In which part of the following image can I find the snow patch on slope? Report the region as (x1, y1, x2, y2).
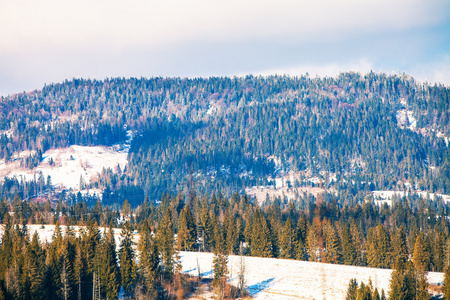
(372, 190, 450, 206)
(396, 109, 417, 129)
(0, 145, 128, 191)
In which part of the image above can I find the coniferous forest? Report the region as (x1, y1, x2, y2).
(0, 73, 449, 203)
(0, 190, 450, 299)
(0, 73, 450, 298)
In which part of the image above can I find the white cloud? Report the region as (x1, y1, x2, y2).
(1, 0, 448, 54)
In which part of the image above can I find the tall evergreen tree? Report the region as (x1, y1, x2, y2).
(100, 224, 120, 300)
(177, 206, 196, 251)
(444, 265, 450, 300)
(323, 220, 341, 264)
(157, 208, 175, 280)
(280, 217, 296, 259)
(119, 222, 136, 299)
(136, 220, 160, 299)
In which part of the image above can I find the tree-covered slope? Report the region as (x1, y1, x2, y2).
(1, 73, 449, 203)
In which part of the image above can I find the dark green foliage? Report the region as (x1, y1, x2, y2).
(136, 220, 160, 299)
(2, 74, 450, 203)
(388, 260, 416, 300)
(119, 222, 135, 299)
(346, 279, 384, 300)
(280, 217, 296, 259)
(346, 278, 358, 300)
(100, 225, 120, 300)
(157, 208, 175, 279)
(250, 209, 272, 257)
(177, 206, 197, 251)
(444, 265, 450, 299)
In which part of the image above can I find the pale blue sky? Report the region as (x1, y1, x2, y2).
(1, 0, 449, 96)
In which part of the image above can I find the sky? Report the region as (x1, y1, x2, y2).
(1, 0, 449, 96)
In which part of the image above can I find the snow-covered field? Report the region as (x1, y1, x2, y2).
(0, 145, 128, 191)
(180, 252, 443, 300)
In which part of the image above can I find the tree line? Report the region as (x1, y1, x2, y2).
(2, 190, 450, 298)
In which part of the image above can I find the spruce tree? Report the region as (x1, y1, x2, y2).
(137, 220, 160, 299)
(376, 224, 391, 268)
(119, 222, 136, 299)
(443, 265, 450, 299)
(391, 225, 408, 268)
(345, 278, 358, 300)
(100, 224, 120, 300)
(323, 220, 341, 264)
(413, 233, 430, 300)
(177, 206, 196, 251)
(157, 208, 175, 280)
(212, 228, 228, 300)
(27, 232, 46, 300)
(306, 222, 319, 261)
(251, 209, 272, 258)
(280, 217, 296, 259)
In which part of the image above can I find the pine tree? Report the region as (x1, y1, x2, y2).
(443, 265, 450, 299)
(413, 233, 430, 274)
(280, 217, 296, 259)
(366, 227, 379, 268)
(198, 205, 213, 251)
(27, 232, 46, 300)
(100, 224, 120, 300)
(323, 220, 341, 264)
(137, 220, 160, 299)
(376, 224, 391, 268)
(306, 222, 319, 261)
(350, 221, 364, 266)
(391, 225, 408, 268)
(73, 244, 86, 300)
(177, 206, 196, 251)
(119, 221, 136, 299)
(212, 230, 228, 300)
(59, 239, 75, 300)
(388, 259, 416, 300)
(251, 209, 272, 258)
(158, 208, 175, 280)
(225, 213, 239, 255)
(345, 278, 358, 300)
(413, 233, 430, 300)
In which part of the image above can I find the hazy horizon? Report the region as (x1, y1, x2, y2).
(1, 0, 449, 96)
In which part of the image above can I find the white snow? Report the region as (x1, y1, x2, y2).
(0, 145, 128, 191)
(372, 190, 450, 206)
(396, 109, 417, 129)
(437, 131, 450, 146)
(180, 251, 443, 300)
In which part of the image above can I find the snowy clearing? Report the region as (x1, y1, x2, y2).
(180, 251, 443, 300)
(396, 109, 417, 130)
(372, 190, 450, 206)
(0, 145, 128, 191)
(246, 185, 327, 205)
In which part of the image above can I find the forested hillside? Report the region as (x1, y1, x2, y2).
(1, 73, 449, 204)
